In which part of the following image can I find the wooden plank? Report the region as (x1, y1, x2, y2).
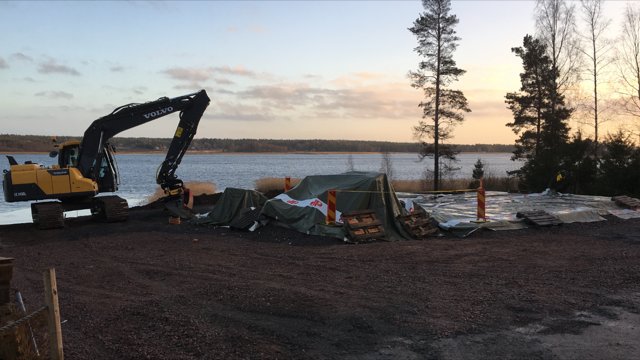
(612, 195, 640, 209)
(43, 268, 64, 360)
(516, 211, 562, 227)
(398, 211, 438, 239)
(347, 220, 382, 230)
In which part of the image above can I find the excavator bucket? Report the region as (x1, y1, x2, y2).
(163, 194, 195, 219)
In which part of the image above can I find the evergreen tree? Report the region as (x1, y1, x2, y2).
(409, 0, 470, 191)
(472, 158, 484, 180)
(506, 35, 572, 191)
(561, 131, 597, 194)
(599, 130, 640, 196)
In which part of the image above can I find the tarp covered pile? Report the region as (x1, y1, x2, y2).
(195, 172, 413, 241)
(261, 172, 411, 240)
(195, 187, 267, 230)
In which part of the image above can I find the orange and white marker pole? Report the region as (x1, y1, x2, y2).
(477, 178, 486, 221)
(284, 177, 292, 192)
(326, 189, 337, 224)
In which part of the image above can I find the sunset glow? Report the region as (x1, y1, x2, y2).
(0, 1, 636, 144)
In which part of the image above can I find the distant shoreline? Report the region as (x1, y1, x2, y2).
(0, 135, 515, 154)
(0, 150, 513, 156)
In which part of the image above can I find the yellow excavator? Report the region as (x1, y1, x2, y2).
(2, 90, 210, 229)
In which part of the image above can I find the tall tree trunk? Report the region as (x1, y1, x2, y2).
(592, 32, 599, 157)
(536, 64, 543, 156)
(434, 10, 442, 191)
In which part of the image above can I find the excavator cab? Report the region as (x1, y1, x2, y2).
(57, 141, 81, 168)
(54, 140, 119, 193)
(95, 143, 119, 193)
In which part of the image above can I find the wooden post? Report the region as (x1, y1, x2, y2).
(284, 177, 291, 192)
(0, 257, 14, 305)
(43, 268, 63, 360)
(476, 178, 486, 222)
(326, 190, 337, 224)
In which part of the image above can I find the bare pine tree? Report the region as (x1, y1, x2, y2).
(579, 0, 613, 156)
(616, 4, 640, 122)
(536, 0, 582, 95)
(409, 0, 470, 191)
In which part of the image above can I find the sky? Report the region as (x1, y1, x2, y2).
(0, 0, 634, 144)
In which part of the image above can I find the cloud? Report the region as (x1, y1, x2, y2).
(110, 65, 125, 72)
(249, 25, 266, 33)
(132, 86, 147, 95)
(204, 101, 277, 122)
(303, 74, 322, 80)
(233, 80, 420, 120)
(34, 91, 74, 99)
(227, 26, 239, 33)
(330, 72, 386, 87)
(22, 77, 36, 82)
(211, 65, 256, 78)
(172, 83, 214, 93)
(38, 60, 80, 76)
(163, 67, 212, 82)
(204, 112, 275, 122)
(214, 89, 236, 95)
(10, 52, 32, 62)
(214, 77, 234, 85)
(0, 57, 8, 69)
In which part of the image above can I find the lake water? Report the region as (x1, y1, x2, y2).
(0, 152, 521, 216)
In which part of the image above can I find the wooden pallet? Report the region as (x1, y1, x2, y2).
(516, 210, 563, 226)
(397, 211, 438, 239)
(342, 210, 386, 243)
(612, 195, 640, 210)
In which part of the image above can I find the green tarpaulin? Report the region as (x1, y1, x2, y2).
(196, 187, 267, 227)
(260, 172, 412, 241)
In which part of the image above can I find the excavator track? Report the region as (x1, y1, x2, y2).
(91, 196, 129, 222)
(31, 202, 64, 230)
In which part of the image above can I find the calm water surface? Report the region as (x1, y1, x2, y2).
(1, 152, 521, 213)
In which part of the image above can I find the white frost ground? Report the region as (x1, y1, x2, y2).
(0, 198, 145, 225)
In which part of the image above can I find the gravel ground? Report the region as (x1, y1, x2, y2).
(1, 198, 639, 359)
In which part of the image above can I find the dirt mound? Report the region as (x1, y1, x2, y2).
(136, 191, 222, 211)
(1, 205, 639, 359)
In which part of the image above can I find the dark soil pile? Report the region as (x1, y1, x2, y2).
(0, 197, 639, 359)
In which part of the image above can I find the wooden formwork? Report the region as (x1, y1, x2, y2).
(516, 210, 563, 227)
(342, 210, 386, 243)
(612, 195, 640, 210)
(397, 210, 438, 239)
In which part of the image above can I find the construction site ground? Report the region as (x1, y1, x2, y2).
(1, 196, 640, 359)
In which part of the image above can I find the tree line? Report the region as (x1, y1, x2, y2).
(0, 134, 514, 154)
(410, 0, 640, 196)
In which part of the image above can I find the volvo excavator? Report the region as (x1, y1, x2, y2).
(2, 90, 210, 229)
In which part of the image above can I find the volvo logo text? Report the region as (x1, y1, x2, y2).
(144, 106, 173, 119)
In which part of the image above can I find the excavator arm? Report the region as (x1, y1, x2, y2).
(77, 90, 210, 193)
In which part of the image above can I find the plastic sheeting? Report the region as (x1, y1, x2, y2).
(399, 191, 630, 235)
